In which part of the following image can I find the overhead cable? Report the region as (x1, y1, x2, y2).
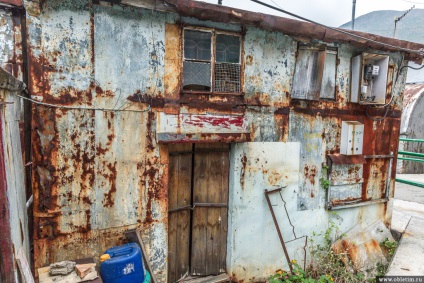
(250, 0, 424, 55)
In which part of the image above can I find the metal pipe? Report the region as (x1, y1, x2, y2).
(264, 189, 292, 272)
(396, 178, 424, 188)
(398, 150, 424, 158)
(351, 0, 356, 30)
(363, 155, 394, 159)
(329, 198, 388, 210)
(398, 157, 424, 163)
(400, 138, 424, 143)
(26, 194, 33, 209)
(385, 156, 393, 199)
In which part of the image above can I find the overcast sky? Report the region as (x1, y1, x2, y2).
(195, 0, 423, 27)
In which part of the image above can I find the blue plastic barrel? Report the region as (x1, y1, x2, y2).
(100, 243, 145, 283)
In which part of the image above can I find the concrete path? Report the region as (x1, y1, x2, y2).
(387, 175, 424, 276)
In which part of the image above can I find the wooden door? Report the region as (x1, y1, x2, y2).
(168, 143, 229, 282)
(191, 143, 229, 276)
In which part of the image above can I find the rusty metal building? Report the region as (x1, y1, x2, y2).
(398, 83, 424, 173)
(2, 0, 424, 282)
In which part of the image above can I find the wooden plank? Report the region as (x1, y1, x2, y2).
(206, 151, 222, 275)
(191, 144, 209, 275)
(176, 152, 192, 280)
(124, 230, 158, 283)
(292, 48, 326, 100)
(0, 108, 15, 283)
(168, 143, 193, 282)
(16, 248, 35, 283)
(168, 153, 179, 283)
(219, 149, 229, 273)
(320, 51, 337, 99)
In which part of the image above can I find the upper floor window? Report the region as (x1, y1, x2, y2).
(183, 28, 242, 94)
(291, 44, 337, 100)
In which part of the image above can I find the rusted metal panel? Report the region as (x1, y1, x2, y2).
(328, 154, 367, 165)
(164, 23, 181, 101)
(329, 164, 363, 206)
(0, 8, 23, 80)
(0, 11, 15, 64)
(243, 27, 295, 108)
(288, 111, 325, 210)
(157, 113, 249, 143)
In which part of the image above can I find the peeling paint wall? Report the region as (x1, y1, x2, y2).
(16, 0, 408, 282)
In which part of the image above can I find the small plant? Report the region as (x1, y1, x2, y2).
(320, 165, 330, 190)
(270, 214, 396, 283)
(381, 238, 398, 256)
(269, 260, 333, 283)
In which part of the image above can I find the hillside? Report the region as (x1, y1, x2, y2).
(340, 9, 424, 44)
(341, 9, 424, 82)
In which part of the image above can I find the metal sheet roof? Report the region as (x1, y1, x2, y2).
(162, 0, 424, 61)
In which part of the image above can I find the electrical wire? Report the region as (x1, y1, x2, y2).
(250, 0, 424, 55)
(365, 62, 424, 121)
(16, 92, 151, 113)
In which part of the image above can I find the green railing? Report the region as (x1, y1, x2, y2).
(396, 138, 424, 188)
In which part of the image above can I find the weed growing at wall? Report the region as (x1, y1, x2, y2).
(269, 216, 398, 283)
(319, 165, 330, 191)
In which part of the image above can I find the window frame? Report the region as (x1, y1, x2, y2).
(291, 43, 338, 101)
(181, 26, 244, 96)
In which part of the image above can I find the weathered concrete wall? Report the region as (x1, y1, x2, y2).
(0, 68, 29, 283)
(21, 1, 407, 282)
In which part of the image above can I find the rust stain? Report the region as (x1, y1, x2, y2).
(303, 164, 317, 186)
(103, 161, 117, 208)
(240, 154, 247, 189)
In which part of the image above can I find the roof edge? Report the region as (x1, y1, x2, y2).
(110, 0, 424, 61)
(0, 0, 23, 7)
(166, 0, 424, 61)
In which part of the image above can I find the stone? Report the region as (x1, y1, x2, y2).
(49, 261, 76, 276)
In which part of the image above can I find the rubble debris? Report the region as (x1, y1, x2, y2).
(49, 261, 76, 275)
(332, 220, 395, 272)
(75, 263, 96, 279)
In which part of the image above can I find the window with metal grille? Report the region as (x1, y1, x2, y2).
(183, 28, 242, 94)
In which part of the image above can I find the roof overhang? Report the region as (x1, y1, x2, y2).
(103, 0, 424, 62)
(0, 0, 23, 7)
